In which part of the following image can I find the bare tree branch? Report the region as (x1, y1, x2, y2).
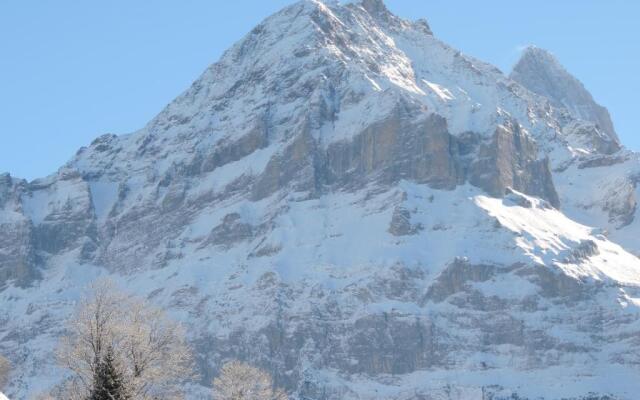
(213, 360, 287, 400)
(0, 354, 10, 390)
(56, 278, 195, 399)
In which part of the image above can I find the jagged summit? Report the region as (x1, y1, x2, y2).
(517, 45, 558, 64)
(350, 0, 391, 20)
(511, 45, 619, 144)
(342, 0, 432, 33)
(340, 0, 387, 13)
(360, 0, 387, 13)
(68, 0, 562, 210)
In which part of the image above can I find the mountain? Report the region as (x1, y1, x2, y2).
(511, 46, 620, 146)
(1, 1, 640, 398)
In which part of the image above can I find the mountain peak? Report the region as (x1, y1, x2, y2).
(511, 45, 619, 144)
(338, 0, 395, 23)
(359, 0, 388, 15)
(518, 45, 559, 63)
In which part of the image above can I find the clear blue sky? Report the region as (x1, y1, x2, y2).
(1, 1, 638, 180)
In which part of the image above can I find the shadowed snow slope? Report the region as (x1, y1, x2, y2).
(1, 1, 640, 399)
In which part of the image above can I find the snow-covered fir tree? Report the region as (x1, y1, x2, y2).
(90, 346, 129, 400)
(57, 279, 194, 400)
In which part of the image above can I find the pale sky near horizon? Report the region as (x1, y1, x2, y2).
(1, 1, 638, 180)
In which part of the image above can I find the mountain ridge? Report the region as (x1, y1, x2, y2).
(1, 1, 640, 399)
(511, 45, 620, 145)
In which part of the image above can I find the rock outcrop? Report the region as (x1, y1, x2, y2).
(511, 46, 619, 146)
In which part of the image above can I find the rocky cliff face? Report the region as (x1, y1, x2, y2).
(511, 46, 619, 147)
(0, 174, 37, 286)
(1, 1, 640, 399)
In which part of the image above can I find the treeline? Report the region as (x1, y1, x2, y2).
(1, 279, 287, 400)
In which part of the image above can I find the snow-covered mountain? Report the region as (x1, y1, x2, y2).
(1, 1, 640, 398)
(511, 46, 620, 146)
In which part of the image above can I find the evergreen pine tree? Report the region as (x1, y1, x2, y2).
(90, 346, 129, 400)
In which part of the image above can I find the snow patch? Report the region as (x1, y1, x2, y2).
(422, 79, 455, 101)
(89, 181, 119, 221)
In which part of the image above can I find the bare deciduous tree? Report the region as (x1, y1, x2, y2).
(212, 360, 287, 400)
(0, 354, 10, 390)
(121, 298, 194, 398)
(57, 278, 195, 399)
(57, 279, 125, 396)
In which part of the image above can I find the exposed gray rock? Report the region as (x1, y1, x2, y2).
(511, 46, 620, 146)
(504, 188, 534, 208)
(0, 219, 37, 287)
(388, 207, 423, 236)
(469, 121, 560, 207)
(603, 186, 637, 228)
(189, 122, 269, 176)
(563, 239, 599, 263)
(252, 128, 320, 201)
(204, 213, 254, 249)
(516, 265, 595, 301)
(182, 259, 626, 399)
(0, 176, 38, 286)
(578, 154, 629, 169)
(564, 121, 620, 155)
(325, 111, 460, 191)
(423, 258, 498, 303)
(250, 104, 560, 208)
